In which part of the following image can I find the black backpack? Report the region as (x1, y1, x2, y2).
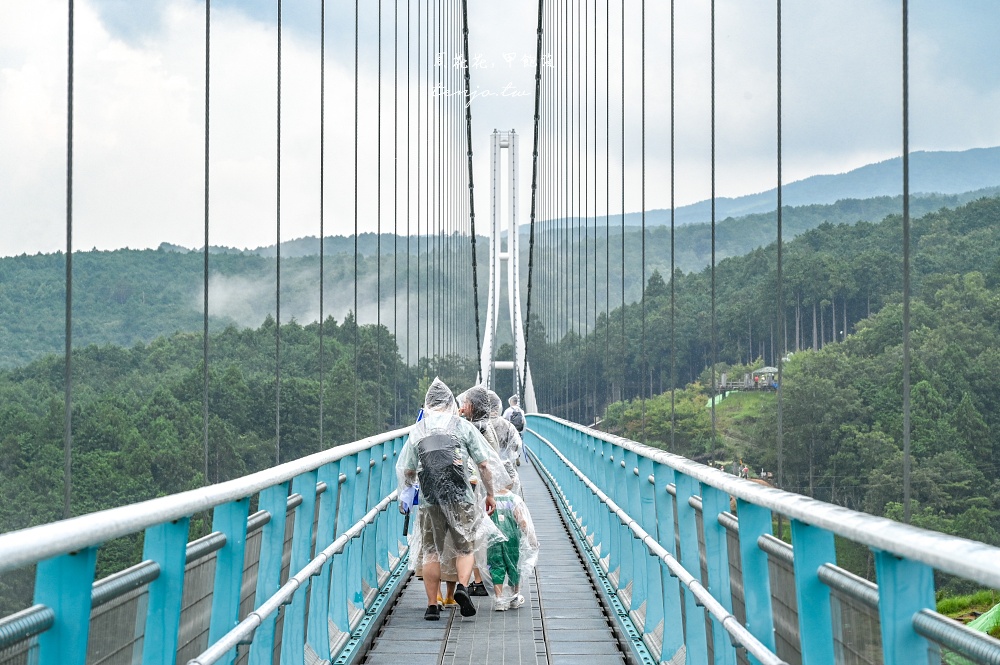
(508, 409, 525, 432)
(416, 431, 468, 505)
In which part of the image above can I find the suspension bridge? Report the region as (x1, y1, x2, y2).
(1, 1, 999, 665)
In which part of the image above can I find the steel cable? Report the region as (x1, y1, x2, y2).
(202, 0, 211, 482)
(275, 0, 283, 465)
(902, 0, 912, 522)
(319, 0, 326, 443)
(63, 0, 75, 519)
(709, 0, 717, 446)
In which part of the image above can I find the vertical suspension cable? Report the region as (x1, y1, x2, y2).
(377, 0, 383, 430)
(592, 0, 597, 420)
(352, 0, 359, 439)
(407, 0, 411, 370)
(776, 0, 784, 490)
(619, 0, 625, 406)
(640, 0, 646, 441)
(670, 0, 676, 451)
(202, 0, 211, 482)
(604, 0, 610, 397)
(416, 0, 421, 372)
(709, 0, 717, 446)
(275, 0, 283, 465)
(393, 0, 398, 425)
(576, 0, 582, 423)
(319, 0, 326, 444)
(63, 0, 75, 519)
(902, 0, 912, 523)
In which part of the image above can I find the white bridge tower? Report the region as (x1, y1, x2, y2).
(479, 130, 537, 412)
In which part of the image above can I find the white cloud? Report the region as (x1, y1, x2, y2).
(2, 0, 999, 258)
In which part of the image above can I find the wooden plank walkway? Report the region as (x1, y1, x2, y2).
(361, 456, 626, 665)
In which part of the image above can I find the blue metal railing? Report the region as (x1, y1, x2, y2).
(0, 427, 411, 665)
(526, 414, 1000, 665)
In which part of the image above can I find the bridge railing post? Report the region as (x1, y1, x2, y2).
(635, 454, 660, 649)
(701, 483, 737, 665)
(248, 483, 289, 665)
(280, 470, 319, 663)
(790, 519, 836, 665)
(624, 448, 648, 628)
(207, 497, 251, 665)
(675, 472, 710, 663)
(141, 517, 191, 665)
(873, 551, 938, 664)
(733, 499, 777, 663)
(654, 463, 686, 664)
(306, 461, 341, 661)
(329, 455, 357, 636)
(34, 547, 98, 665)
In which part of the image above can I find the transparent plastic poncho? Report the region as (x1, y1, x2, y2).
(486, 489, 539, 603)
(463, 385, 522, 494)
(397, 380, 513, 573)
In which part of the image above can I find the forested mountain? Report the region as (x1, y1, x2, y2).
(4, 189, 996, 370)
(535, 195, 1000, 568)
(0, 316, 480, 612)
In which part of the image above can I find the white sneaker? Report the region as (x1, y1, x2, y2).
(493, 597, 509, 611)
(508, 594, 525, 609)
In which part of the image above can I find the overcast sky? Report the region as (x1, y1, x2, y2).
(1, 0, 998, 257)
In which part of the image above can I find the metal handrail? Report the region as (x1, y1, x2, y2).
(0, 426, 410, 574)
(530, 414, 1000, 589)
(531, 431, 788, 665)
(188, 489, 399, 665)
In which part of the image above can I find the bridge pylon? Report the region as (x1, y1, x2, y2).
(479, 130, 537, 412)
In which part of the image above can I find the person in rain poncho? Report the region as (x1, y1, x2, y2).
(455, 386, 521, 596)
(487, 476, 539, 611)
(397, 378, 510, 620)
(488, 390, 522, 471)
(502, 394, 526, 465)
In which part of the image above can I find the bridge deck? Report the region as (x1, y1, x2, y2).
(362, 458, 626, 665)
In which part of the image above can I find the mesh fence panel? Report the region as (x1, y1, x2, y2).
(767, 545, 802, 665)
(86, 586, 148, 665)
(0, 640, 32, 665)
(829, 584, 882, 665)
(176, 553, 216, 663)
(725, 520, 750, 665)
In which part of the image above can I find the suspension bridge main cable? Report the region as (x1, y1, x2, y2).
(462, 0, 484, 378)
(522, 0, 545, 403)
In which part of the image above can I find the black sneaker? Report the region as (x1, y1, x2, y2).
(469, 582, 489, 597)
(424, 604, 440, 621)
(454, 584, 477, 617)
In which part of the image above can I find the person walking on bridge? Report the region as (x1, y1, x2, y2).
(397, 378, 510, 620)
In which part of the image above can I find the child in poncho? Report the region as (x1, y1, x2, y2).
(486, 474, 539, 611)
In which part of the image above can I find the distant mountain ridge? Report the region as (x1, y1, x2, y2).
(540, 146, 1000, 230)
